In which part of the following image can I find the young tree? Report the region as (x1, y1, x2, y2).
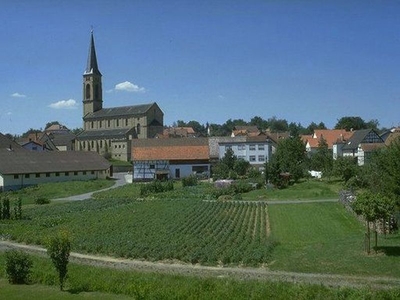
(332, 157, 358, 183)
(47, 231, 71, 291)
(352, 191, 395, 253)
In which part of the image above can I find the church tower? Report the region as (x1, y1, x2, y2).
(83, 30, 103, 117)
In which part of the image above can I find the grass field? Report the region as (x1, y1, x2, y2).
(268, 202, 400, 276)
(1, 256, 399, 300)
(5, 179, 115, 205)
(1, 179, 400, 298)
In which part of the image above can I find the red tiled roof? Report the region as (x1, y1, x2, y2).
(308, 129, 353, 149)
(132, 138, 209, 161)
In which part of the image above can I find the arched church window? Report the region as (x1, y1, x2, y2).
(95, 84, 99, 99)
(137, 123, 141, 135)
(86, 84, 91, 99)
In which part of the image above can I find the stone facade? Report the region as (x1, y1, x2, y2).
(75, 32, 163, 161)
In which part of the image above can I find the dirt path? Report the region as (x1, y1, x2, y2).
(1, 240, 399, 290)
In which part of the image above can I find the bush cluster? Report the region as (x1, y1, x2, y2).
(5, 250, 33, 284)
(140, 180, 174, 197)
(211, 180, 259, 199)
(182, 175, 198, 187)
(35, 197, 51, 205)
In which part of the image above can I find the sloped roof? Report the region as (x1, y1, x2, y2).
(76, 128, 134, 140)
(342, 129, 384, 150)
(132, 138, 209, 161)
(84, 103, 159, 120)
(161, 127, 197, 138)
(311, 129, 353, 149)
(0, 150, 111, 175)
(0, 133, 24, 152)
(384, 129, 400, 146)
(361, 143, 386, 152)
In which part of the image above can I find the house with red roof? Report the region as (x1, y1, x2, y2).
(303, 129, 353, 154)
(131, 138, 210, 181)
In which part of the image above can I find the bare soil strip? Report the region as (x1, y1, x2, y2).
(1, 240, 399, 290)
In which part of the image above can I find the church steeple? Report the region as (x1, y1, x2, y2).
(85, 30, 102, 76)
(83, 30, 103, 117)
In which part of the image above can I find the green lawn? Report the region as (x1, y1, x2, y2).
(0, 279, 131, 300)
(268, 202, 400, 276)
(4, 179, 115, 205)
(1, 257, 399, 300)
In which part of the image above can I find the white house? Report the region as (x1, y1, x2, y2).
(217, 136, 274, 171)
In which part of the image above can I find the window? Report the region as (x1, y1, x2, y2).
(237, 155, 245, 160)
(99, 121, 102, 128)
(14, 174, 19, 179)
(83, 171, 87, 175)
(46, 173, 50, 177)
(258, 155, 265, 162)
(225, 145, 232, 151)
(149, 164, 155, 169)
(238, 145, 245, 150)
(65, 172, 69, 176)
(125, 119, 128, 126)
(116, 119, 119, 127)
(55, 172, 60, 177)
(91, 121, 94, 129)
(35, 173, 40, 178)
(25, 174, 30, 179)
(249, 144, 256, 151)
(95, 84, 99, 99)
(258, 145, 265, 151)
(91, 171, 95, 175)
(100, 140, 103, 147)
(137, 123, 141, 135)
(108, 120, 111, 127)
(74, 171, 78, 176)
(85, 83, 91, 99)
(249, 155, 256, 162)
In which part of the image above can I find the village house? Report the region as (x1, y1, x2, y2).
(333, 129, 385, 165)
(216, 136, 274, 171)
(302, 129, 353, 154)
(132, 138, 210, 181)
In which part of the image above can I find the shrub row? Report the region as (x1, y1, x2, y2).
(140, 180, 174, 197)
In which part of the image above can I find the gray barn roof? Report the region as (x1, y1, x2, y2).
(0, 149, 111, 175)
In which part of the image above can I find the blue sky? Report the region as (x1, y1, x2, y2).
(1, 1, 399, 135)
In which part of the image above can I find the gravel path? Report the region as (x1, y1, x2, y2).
(1, 240, 399, 290)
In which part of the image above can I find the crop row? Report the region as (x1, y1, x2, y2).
(4, 198, 275, 266)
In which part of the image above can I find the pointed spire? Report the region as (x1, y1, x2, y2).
(84, 30, 102, 76)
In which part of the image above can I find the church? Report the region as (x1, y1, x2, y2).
(75, 32, 164, 161)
